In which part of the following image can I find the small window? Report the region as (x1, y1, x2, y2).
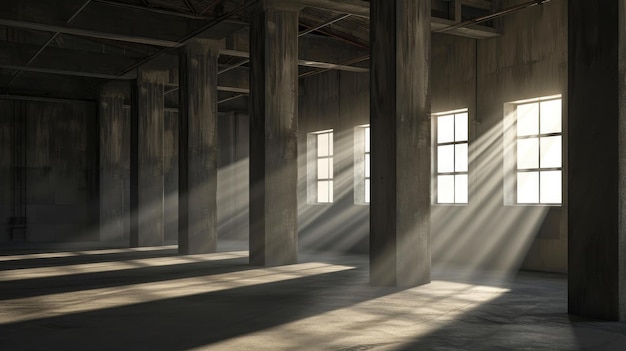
(354, 125, 370, 204)
(504, 96, 562, 205)
(433, 109, 469, 204)
(307, 130, 334, 203)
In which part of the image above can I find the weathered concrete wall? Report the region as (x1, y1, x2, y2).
(217, 112, 250, 242)
(298, 67, 370, 254)
(475, 0, 567, 273)
(164, 111, 178, 242)
(297, 0, 567, 273)
(0, 100, 14, 243)
(0, 99, 98, 243)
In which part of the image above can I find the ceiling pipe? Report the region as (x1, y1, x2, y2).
(81, 0, 260, 98)
(3, 0, 92, 89)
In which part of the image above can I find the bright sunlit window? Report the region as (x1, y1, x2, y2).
(434, 109, 469, 204)
(514, 97, 562, 204)
(309, 130, 334, 203)
(354, 125, 370, 204)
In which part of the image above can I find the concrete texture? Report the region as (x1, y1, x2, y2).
(294, 0, 569, 274)
(1, 244, 626, 350)
(249, 1, 299, 266)
(369, 0, 431, 287)
(99, 84, 127, 242)
(568, 0, 626, 321)
(178, 39, 220, 255)
(130, 68, 167, 248)
(0, 99, 98, 243)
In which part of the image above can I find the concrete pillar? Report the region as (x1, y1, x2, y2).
(178, 38, 220, 254)
(568, 0, 626, 321)
(369, 0, 431, 287)
(249, 0, 301, 266)
(130, 68, 167, 247)
(99, 84, 126, 242)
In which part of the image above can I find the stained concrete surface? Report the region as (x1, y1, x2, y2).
(0, 242, 625, 351)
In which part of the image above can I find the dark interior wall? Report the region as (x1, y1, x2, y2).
(0, 99, 98, 243)
(0, 100, 15, 243)
(164, 111, 178, 242)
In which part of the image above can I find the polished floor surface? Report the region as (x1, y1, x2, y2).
(1, 242, 625, 351)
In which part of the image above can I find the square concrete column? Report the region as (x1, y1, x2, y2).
(99, 84, 126, 242)
(249, 0, 301, 266)
(370, 0, 431, 287)
(178, 39, 220, 255)
(568, 0, 626, 321)
(130, 68, 167, 247)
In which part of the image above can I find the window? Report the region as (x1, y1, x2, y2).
(354, 125, 370, 204)
(307, 130, 334, 203)
(434, 109, 469, 204)
(512, 97, 562, 204)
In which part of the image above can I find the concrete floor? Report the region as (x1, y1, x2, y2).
(1, 242, 625, 351)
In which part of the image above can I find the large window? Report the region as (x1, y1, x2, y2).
(308, 130, 334, 203)
(513, 97, 562, 204)
(434, 109, 469, 204)
(354, 125, 370, 204)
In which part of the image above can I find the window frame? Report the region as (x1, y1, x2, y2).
(504, 95, 563, 206)
(307, 129, 334, 204)
(354, 125, 370, 205)
(432, 108, 470, 205)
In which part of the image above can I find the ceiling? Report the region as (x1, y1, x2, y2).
(0, 0, 497, 108)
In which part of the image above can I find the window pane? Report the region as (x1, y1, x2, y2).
(517, 138, 539, 169)
(455, 143, 468, 172)
(540, 99, 562, 134)
(318, 133, 329, 157)
(318, 181, 329, 203)
(438, 175, 455, 203)
(438, 145, 455, 173)
(365, 127, 370, 152)
(517, 103, 539, 136)
(455, 113, 469, 142)
(540, 171, 562, 204)
(438, 115, 454, 143)
(329, 133, 334, 155)
(517, 171, 539, 203)
(365, 154, 370, 178)
(328, 181, 334, 202)
(365, 179, 370, 203)
(455, 174, 468, 203)
(540, 136, 562, 168)
(317, 158, 330, 179)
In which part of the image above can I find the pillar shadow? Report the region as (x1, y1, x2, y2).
(390, 272, 626, 350)
(0, 255, 251, 300)
(0, 263, 403, 351)
(0, 247, 179, 271)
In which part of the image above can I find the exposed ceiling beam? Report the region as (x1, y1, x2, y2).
(298, 0, 501, 39)
(220, 49, 368, 73)
(0, 0, 241, 48)
(298, 0, 370, 18)
(0, 64, 133, 80)
(4, 0, 93, 88)
(0, 18, 183, 47)
(92, 0, 214, 20)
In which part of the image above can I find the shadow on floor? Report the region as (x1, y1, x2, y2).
(0, 247, 179, 271)
(0, 260, 401, 351)
(0, 255, 252, 300)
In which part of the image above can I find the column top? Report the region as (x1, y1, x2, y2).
(264, 0, 304, 12)
(100, 82, 127, 98)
